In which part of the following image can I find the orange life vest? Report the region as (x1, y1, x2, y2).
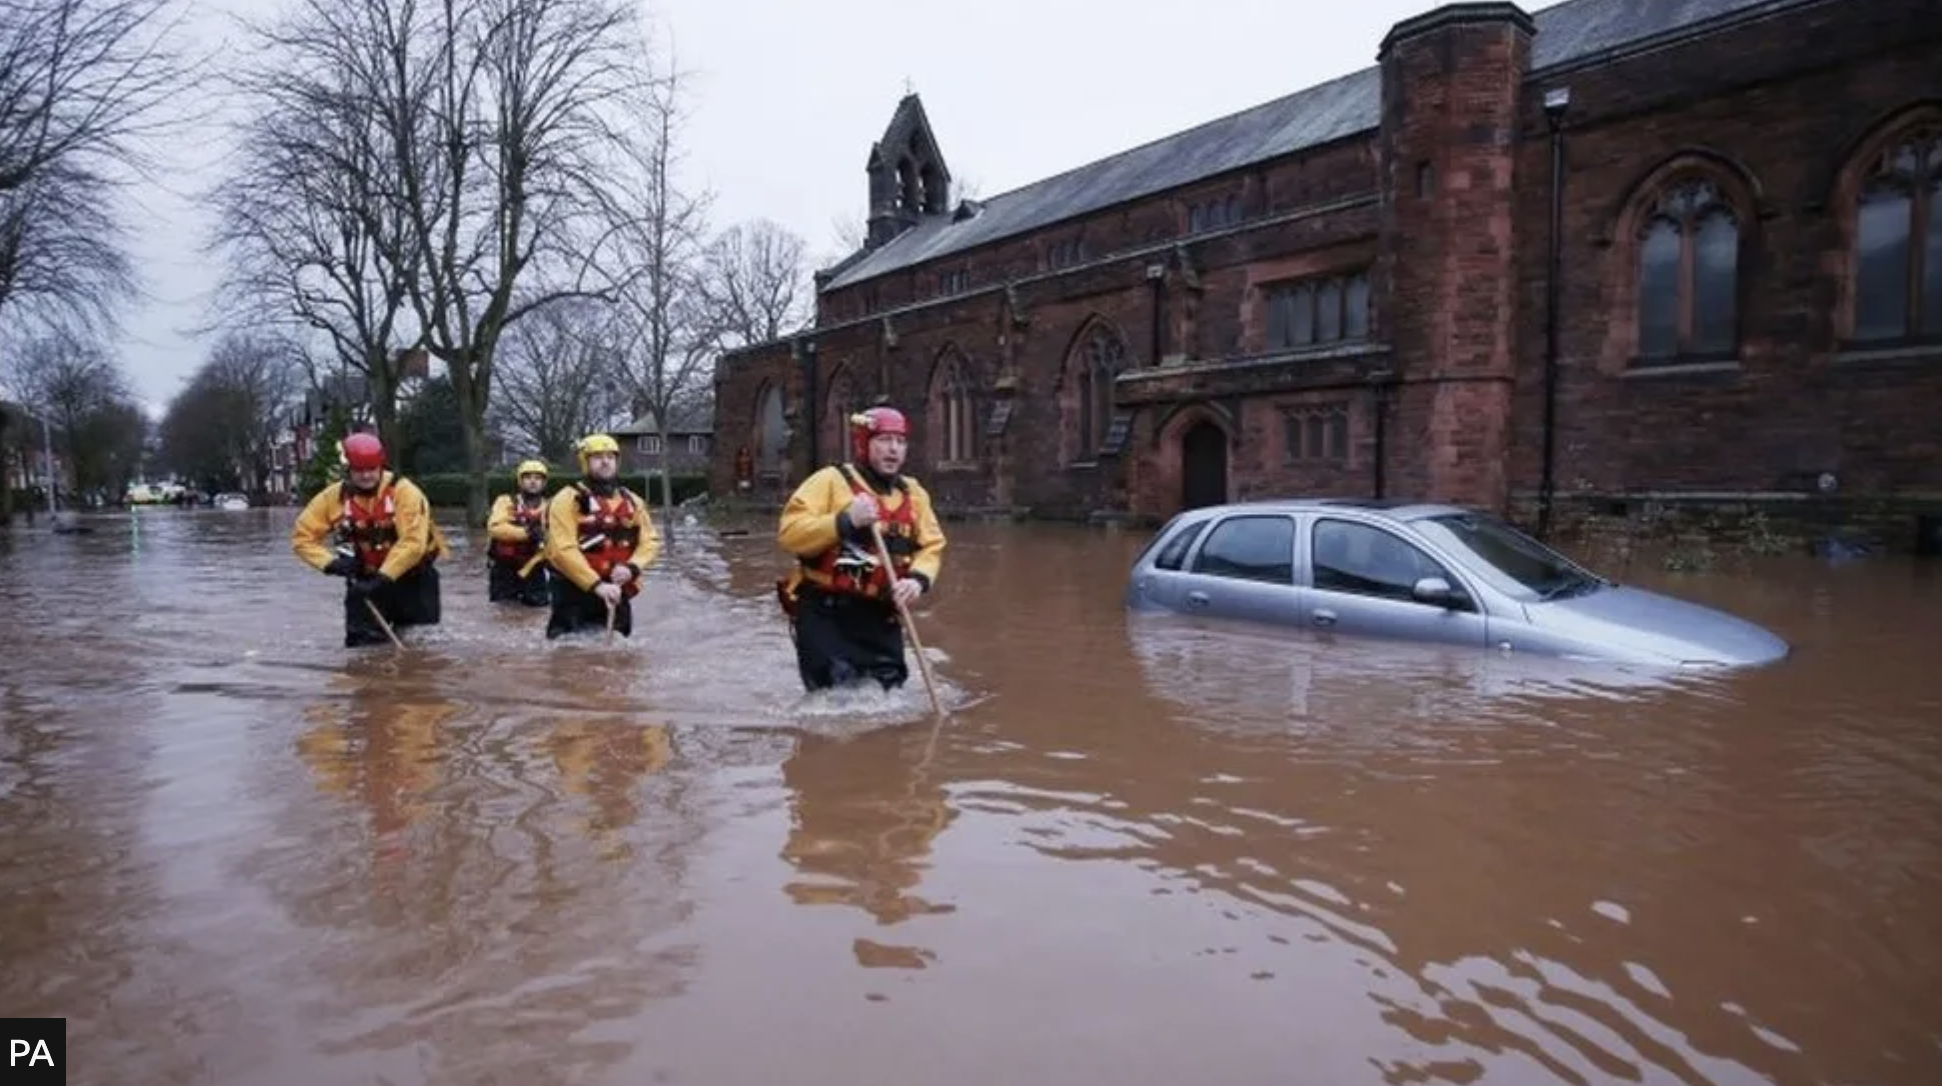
(335, 480, 407, 573)
(488, 497, 547, 563)
(574, 482, 644, 597)
(799, 464, 919, 600)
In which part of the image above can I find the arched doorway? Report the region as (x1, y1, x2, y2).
(1180, 421, 1228, 509)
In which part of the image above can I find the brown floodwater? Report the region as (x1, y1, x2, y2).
(1, 506, 1938, 1085)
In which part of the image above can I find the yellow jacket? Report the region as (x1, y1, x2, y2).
(778, 463, 945, 589)
(486, 492, 548, 546)
(290, 472, 450, 580)
(545, 482, 663, 592)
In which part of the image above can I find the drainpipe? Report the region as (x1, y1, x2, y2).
(798, 337, 819, 468)
(1537, 86, 1571, 539)
(1368, 369, 1392, 499)
(1147, 264, 1166, 363)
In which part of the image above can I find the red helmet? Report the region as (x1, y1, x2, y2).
(849, 407, 907, 463)
(340, 432, 385, 471)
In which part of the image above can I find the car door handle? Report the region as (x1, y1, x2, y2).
(1313, 608, 1337, 626)
(1186, 591, 1209, 608)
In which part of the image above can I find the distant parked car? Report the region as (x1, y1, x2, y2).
(1123, 498, 1789, 669)
(213, 492, 251, 511)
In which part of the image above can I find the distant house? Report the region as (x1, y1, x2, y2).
(608, 407, 713, 476)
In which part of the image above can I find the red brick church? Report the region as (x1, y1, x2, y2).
(711, 0, 1940, 539)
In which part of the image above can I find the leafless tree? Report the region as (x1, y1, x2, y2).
(390, 0, 658, 523)
(0, 154, 135, 334)
(0, 0, 189, 336)
(1, 329, 143, 496)
(701, 218, 810, 348)
(203, 0, 429, 454)
(827, 214, 866, 257)
(595, 58, 720, 521)
(157, 331, 304, 491)
(0, 0, 182, 191)
(491, 295, 620, 462)
(818, 174, 983, 270)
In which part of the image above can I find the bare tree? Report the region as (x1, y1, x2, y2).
(1, 330, 142, 496)
(390, 0, 658, 523)
(0, 0, 188, 336)
(0, 152, 135, 333)
(203, 0, 430, 453)
(0, 0, 182, 190)
(701, 218, 809, 348)
(597, 58, 718, 522)
(817, 214, 867, 275)
(491, 295, 619, 462)
(158, 331, 303, 492)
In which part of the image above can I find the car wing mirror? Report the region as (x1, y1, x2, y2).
(1411, 576, 1456, 606)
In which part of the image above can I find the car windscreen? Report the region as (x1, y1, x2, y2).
(1414, 513, 1604, 599)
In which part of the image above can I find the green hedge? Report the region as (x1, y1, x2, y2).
(412, 471, 708, 510)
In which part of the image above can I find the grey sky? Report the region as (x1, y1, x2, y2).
(116, 0, 1442, 415)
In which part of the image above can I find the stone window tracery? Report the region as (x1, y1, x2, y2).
(1850, 125, 1942, 343)
(1635, 177, 1740, 362)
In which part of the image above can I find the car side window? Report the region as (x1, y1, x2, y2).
(1311, 519, 1468, 608)
(1188, 515, 1294, 585)
(1153, 520, 1208, 571)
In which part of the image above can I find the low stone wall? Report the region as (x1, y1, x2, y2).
(1508, 492, 1942, 571)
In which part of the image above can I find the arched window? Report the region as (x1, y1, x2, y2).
(1851, 125, 1942, 342)
(1636, 177, 1739, 361)
(1070, 325, 1126, 461)
(897, 158, 918, 212)
(755, 384, 787, 475)
(822, 367, 862, 461)
(930, 350, 977, 465)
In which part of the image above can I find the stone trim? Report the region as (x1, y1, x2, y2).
(1620, 359, 1742, 379)
(1833, 343, 1942, 367)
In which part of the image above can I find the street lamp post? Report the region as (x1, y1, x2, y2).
(41, 410, 55, 514)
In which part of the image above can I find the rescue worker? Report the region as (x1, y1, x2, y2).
(291, 431, 449, 648)
(484, 459, 553, 606)
(544, 433, 661, 640)
(776, 406, 946, 692)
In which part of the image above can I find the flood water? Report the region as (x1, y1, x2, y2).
(1, 506, 1938, 1085)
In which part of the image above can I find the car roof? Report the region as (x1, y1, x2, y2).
(1165, 497, 1471, 524)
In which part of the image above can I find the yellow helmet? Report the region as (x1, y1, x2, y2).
(515, 459, 548, 480)
(576, 433, 620, 472)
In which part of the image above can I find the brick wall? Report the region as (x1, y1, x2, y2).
(1377, 5, 1532, 512)
(1507, 0, 1942, 504)
(710, 339, 797, 502)
(716, 0, 1942, 538)
(718, 138, 1380, 520)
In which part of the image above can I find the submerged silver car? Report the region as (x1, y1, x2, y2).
(1123, 498, 1789, 669)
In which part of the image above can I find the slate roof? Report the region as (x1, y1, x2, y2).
(821, 0, 1822, 292)
(611, 408, 712, 436)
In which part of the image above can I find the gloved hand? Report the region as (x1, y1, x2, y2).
(526, 523, 545, 544)
(348, 573, 388, 599)
(323, 554, 358, 577)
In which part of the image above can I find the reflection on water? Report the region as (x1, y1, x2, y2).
(1, 506, 1939, 1084)
(781, 722, 956, 970)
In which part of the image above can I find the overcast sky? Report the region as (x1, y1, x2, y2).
(109, 0, 1466, 415)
